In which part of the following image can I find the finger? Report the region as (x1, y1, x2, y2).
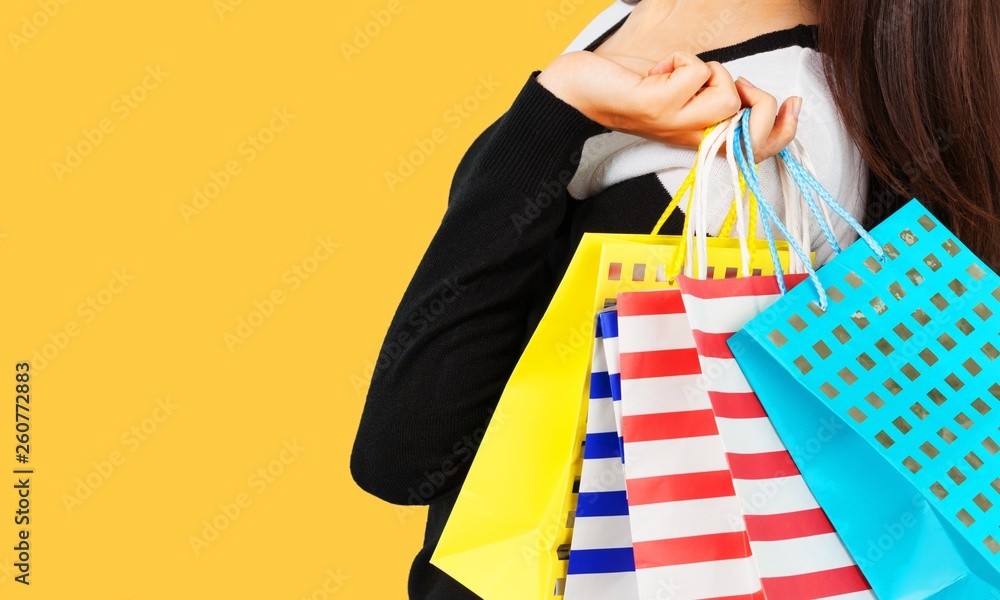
(647, 51, 687, 76)
(669, 61, 740, 128)
(735, 78, 777, 160)
(628, 56, 728, 134)
(759, 96, 801, 160)
(735, 77, 778, 162)
(645, 52, 714, 100)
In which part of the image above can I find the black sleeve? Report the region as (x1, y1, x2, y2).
(350, 71, 608, 505)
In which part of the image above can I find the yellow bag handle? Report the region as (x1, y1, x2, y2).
(648, 124, 760, 280)
(716, 172, 759, 272)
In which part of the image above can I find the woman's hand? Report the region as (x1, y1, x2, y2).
(536, 50, 801, 162)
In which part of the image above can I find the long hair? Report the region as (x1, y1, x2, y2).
(817, 0, 1000, 269)
(621, 0, 1000, 269)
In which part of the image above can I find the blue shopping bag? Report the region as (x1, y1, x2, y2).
(728, 198, 1000, 598)
(563, 308, 638, 600)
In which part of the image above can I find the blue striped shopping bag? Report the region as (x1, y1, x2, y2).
(598, 309, 626, 463)
(563, 308, 639, 600)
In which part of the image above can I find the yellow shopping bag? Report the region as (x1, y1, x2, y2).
(431, 123, 793, 600)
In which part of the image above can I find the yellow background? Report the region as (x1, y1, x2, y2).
(0, 0, 612, 597)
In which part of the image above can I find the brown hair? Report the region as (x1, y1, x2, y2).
(623, 0, 1000, 268)
(817, 0, 1000, 269)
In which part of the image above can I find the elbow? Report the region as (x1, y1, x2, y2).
(350, 430, 463, 506)
(349, 444, 419, 506)
(350, 425, 469, 506)
(351, 364, 476, 505)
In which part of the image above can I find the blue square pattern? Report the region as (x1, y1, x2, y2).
(745, 199, 1000, 563)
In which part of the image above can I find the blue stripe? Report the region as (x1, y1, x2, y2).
(609, 373, 622, 402)
(589, 372, 612, 400)
(598, 311, 619, 339)
(575, 490, 629, 517)
(618, 436, 626, 464)
(583, 432, 620, 459)
(567, 547, 635, 575)
(594, 316, 603, 339)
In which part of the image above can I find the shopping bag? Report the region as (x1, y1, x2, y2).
(597, 309, 625, 461)
(433, 121, 788, 600)
(616, 288, 764, 599)
(675, 111, 874, 598)
(678, 270, 874, 597)
(430, 229, 683, 600)
(563, 308, 638, 600)
(729, 129, 1000, 596)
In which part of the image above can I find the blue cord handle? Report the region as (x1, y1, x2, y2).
(734, 110, 830, 309)
(777, 146, 887, 263)
(777, 147, 843, 255)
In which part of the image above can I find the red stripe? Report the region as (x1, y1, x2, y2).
(623, 409, 719, 442)
(625, 470, 736, 505)
(617, 289, 686, 316)
(691, 329, 735, 359)
(676, 273, 809, 299)
(620, 348, 702, 379)
(743, 508, 836, 541)
(761, 565, 871, 599)
(706, 591, 766, 600)
(633, 531, 753, 568)
(709, 391, 767, 419)
(726, 451, 801, 480)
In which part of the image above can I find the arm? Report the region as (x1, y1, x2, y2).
(350, 72, 608, 505)
(351, 49, 800, 506)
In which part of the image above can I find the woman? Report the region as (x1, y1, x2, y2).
(351, 1, 1000, 598)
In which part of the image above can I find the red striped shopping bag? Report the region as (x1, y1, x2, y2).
(678, 275, 873, 599)
(664, 107, 873, 598)
(616, 288, 764, 600)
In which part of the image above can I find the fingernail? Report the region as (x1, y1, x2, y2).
(737, 77, 756, 88)
(792, 97, 803, 118)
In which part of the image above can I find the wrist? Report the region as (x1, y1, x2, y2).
(536, 53, 585, 113)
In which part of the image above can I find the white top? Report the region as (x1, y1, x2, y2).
(559, 1, 868, 266)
